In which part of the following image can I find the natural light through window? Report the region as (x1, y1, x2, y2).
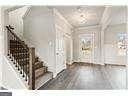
(117, 33, 128, 56)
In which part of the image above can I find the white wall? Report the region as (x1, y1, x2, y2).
(109, 6, 127, 25)
(52, 9, 73, 76)
(104, 23, 127, 65)
(99, 6, 127, 65)
(0, 6, 29, 89)
(2, 56, 27, 89)
(9, 6, 28, 39)
(73, 25, 101, 64)
(53, 9, 73, 65)
(126, 6, 128, 89)
(23, 7, 73, 77)
(73, 24, 127, 65)
(23, 7, 56, 76)
(0, 7, 2, 87)
(127, 6, 128, 65)
(100, 7, 113, 65)
(65, 35, 73, 64)
(0, 6, 9, 87)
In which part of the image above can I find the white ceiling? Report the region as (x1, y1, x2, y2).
(110, 6, 127, 25)
(54, 6, 105, 27)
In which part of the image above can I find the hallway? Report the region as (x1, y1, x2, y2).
(39, 64, 126, 90)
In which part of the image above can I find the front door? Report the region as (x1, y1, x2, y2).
(79, 34, 94, 63)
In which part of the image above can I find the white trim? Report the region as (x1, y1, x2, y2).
(74, 25, 101, 31)
(3, 6, 24, 13)
(22, 6, 32, 19)
(100, 6, 112, 25)
(53, 8, 73, 29)
(2, 56, 28, 89)
(108, 23, 127, 27)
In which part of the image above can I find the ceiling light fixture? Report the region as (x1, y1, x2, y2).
(80, 19, 87, 24)
(77, 6, 83, 13)
(79, 13, 87, 24)
(76, 6, 88, 24)
(80, 14, 84, 17)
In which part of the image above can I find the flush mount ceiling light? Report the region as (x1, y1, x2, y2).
(76, 6, 88, 24)
(80, 20, 87, 24)
(76, 6, 97, 24)
(77, 6, 83, 13)
(80, 14, 85, 18)
(79, 13, 87, 24)
(77, 6, 97, 16)
(77, 6, 86, 13)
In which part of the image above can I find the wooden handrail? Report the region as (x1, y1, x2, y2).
(6, 25, 29, 50)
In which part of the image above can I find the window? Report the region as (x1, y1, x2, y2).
(117, 33, 128, 56)
(79, 34, 94, 55)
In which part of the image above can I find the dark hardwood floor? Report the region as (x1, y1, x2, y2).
(102, 65, 127, 89)
(39, 63, 127, 90)
(0, 92, 12, 96)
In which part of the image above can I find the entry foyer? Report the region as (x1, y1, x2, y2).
(0, 6, 128, 89)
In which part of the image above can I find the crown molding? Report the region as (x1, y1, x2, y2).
(74, 24, 101, 31)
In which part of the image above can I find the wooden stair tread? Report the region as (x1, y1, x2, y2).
(35, 62, 43, 70)
(35, 67, 47, 79)
(35, 57, 39, 62)
(35, 71, 53, 89)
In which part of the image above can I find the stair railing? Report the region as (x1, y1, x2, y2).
(6, 25, 35, 89)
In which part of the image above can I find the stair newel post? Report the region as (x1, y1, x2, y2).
(29, 47, 35, 90)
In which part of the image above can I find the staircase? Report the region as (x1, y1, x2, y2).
(6, 25, 53, 90)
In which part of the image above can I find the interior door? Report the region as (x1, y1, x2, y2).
(56, 25, 66, 74)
